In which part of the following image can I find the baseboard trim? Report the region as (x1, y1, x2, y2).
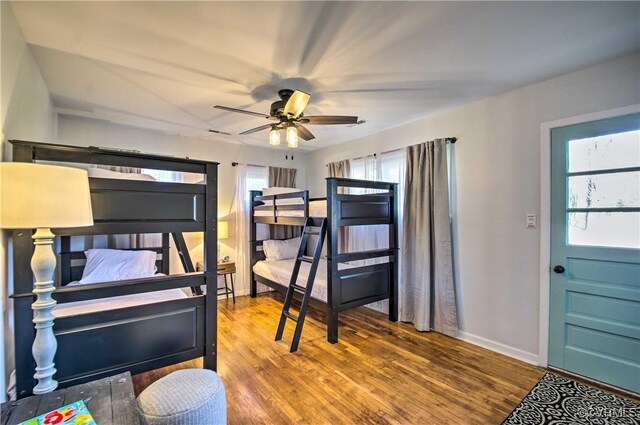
(457, 331, 540, 366)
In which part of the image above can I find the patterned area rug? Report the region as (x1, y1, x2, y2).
(503, 372, 639, 424)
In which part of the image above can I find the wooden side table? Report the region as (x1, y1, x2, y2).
(196, 261, 236, 303)
(1, 372, 139, 425)
(217, 261, 236, 303)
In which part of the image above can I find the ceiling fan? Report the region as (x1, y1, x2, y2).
(213, 89, 359, 147)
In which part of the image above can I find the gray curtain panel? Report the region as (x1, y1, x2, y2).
(327, 159, 350, 180)
(327, 159, 351, 253)
(401, 139, 458, 337)
(269, 166, 297, 188)
(268, 166, 299, 239)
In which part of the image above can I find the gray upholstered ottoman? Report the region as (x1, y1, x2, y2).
(137, 369, 227, 425)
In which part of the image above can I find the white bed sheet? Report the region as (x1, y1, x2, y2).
(254, 200, 326, 217)
(253, 258, 328, 302)
(252, 257, 354, 302)
(53, 288, 190, 318)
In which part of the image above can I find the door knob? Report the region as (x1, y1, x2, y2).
(553, 265, 565, 274)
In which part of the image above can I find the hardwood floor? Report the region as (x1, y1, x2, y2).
(133, 294, 545, 424)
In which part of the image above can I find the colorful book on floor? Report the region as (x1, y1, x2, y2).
(18, 400, 96, 425)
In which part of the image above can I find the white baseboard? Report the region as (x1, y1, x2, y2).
(457, 331, 540, 366)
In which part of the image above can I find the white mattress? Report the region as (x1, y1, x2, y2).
(254, 200, 326, 218)
(253, 258, 329, 302)
(53, 288, 189, 318)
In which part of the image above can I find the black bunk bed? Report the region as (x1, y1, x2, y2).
(9, 140, 218, 399)
(250, 177, 399, 343)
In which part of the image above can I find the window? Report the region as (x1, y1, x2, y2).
(346, 150, 405, 264)
(243, 165, 269, 241)
(350, 150, 405, 192)
(567, 130, 640, 249)
(244, 165, 269, 197)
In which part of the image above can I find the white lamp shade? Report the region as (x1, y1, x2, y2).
(0, 163, 94, 229)
(218, 221, 228, 239)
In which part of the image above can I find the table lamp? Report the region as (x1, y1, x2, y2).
(0, 163, 93, 394)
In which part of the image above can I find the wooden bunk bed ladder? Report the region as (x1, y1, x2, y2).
(275, 217, 328, 352)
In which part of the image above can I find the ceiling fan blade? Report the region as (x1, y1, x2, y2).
(295, 124, 315, 141)
(208, 129, 231, 136)
(300, 116, 358, 125)
(239, 123, 274, 135)
(283, 90, 310, 119)
(214, 105, 270, 119)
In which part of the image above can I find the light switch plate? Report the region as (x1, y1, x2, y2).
(526, 214, 537, 228)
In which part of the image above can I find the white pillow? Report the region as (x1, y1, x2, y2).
(261, 187, 305, 206)
(262, 237, 300, 261)
(262, 187, 300, 196)
(88, 168, 156, 181)
(79, 249, 158, 284)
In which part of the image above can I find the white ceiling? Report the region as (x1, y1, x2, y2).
(10, 1, 640, 150)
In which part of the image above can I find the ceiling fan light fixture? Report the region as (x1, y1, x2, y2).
(286, 126, 299, 148)
(269, 127, 281, 146)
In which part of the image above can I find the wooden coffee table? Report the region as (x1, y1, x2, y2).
(1, 372, 139, 425)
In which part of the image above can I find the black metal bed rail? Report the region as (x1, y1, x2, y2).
(11, 274, 206, 304)
(328, 177, 398, 191)
(10, 140, 215, 173)
(252, 189, 310, 224)
(332, 248, 398, 263)
(254, 190, 309, 202)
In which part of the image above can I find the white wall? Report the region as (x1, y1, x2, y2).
(1, 2, 58, 401)
(58, 115, 308, 292)
(307, 53, 640, 363)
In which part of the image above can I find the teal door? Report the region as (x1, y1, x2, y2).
(549, 113, 640, 393)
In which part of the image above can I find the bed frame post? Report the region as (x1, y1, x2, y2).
(249, 190, 261, 298)
(161, 233, 170, 275)
(204, 163, 218, 371)
(326, 178, 339, 344)
(389, 182, 399, 322)
(60, 236, 72, 286)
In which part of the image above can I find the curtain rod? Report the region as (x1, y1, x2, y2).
(325, 137, 457, 167)
(231, 162, 263, 167)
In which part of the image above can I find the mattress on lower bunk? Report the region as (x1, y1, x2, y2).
(53, 287, 190, 318)
(254, 199, 326, 217)
(253, 258, 355, 302)
(253, 258, 329, 302)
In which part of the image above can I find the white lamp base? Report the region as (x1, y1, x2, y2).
(31, 227, 58, 394)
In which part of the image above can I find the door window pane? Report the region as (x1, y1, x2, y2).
(568, 130, 640, 173)
(568, 212, 640, 249)
(568, 172, 640, 209)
